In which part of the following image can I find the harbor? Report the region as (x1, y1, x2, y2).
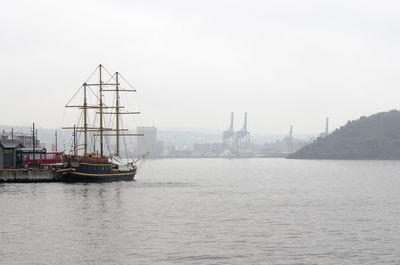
(0, 65, 146, 183)
(2, 0, 400, 264)
(0, 133, 63, 182)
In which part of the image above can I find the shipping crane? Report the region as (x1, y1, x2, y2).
(235, 112, 250, 148)
(223, 112, 235, 147)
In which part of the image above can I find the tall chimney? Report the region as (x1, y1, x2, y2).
(230, 112, 234, 131)
(325, 117, 329, 135)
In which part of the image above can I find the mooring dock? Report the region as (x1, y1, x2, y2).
(0, 169, 60, 183)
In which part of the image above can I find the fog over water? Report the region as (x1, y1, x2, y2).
(1, 159, 400, 264)
(2, 2, 400, 265)
(2, 0, 400, 134)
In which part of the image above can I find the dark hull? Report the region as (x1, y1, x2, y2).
(60, 158, 137, 183)
(61, 171, 136, 182)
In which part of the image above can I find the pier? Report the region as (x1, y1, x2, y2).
(0, 169, 60, 183)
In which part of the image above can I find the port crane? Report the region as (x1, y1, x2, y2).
(235, 112, 250, 148)
(223, 112, 235, 147)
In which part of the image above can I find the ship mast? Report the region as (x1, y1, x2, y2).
(102, 71, 144, 157)
(99, 64, 104, 157)
(116, 72, 120, 157)
(63, 64, 144, 157)
(83, 83, 88, 155)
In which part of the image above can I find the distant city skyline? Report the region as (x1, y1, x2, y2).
(0, 124, 316, 143)
(2, 0, 400, 134)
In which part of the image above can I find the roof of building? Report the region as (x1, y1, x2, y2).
(18, 147, 46, 153)
(0, 141, 24, 149)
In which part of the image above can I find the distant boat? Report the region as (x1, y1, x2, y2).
(59, 64, 147, 182)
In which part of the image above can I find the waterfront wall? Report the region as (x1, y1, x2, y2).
(0, 169, 60, 182)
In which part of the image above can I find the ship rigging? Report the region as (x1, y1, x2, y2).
(59, 64, 146, 182)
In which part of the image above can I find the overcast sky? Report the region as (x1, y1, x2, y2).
(1, 0, 400, 135)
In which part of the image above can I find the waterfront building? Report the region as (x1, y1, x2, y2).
(0, 141, 24, 169)
(136, 126, 161, 157)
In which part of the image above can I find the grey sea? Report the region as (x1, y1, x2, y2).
(1, 158, 400, 265)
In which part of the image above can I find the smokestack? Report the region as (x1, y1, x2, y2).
(230, 112, 234, 131)
(325, 117, 329, 135)
(244, 112, 247, 131)
(289, 125, 293, 138)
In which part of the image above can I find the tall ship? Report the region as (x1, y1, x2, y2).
(59, 64, 146, 182)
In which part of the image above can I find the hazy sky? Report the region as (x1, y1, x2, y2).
(1, 0, 400, 135)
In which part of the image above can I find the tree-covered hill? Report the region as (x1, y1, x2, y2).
(288, 110, 400, 159)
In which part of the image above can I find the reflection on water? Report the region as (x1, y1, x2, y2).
(133, 181, 196, 188)
(1, 158, 400, 264)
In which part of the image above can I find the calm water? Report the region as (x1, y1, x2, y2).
(1, 158, 400, 264)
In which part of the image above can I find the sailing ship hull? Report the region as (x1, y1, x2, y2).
(61, 171, 136, 182)
(60, 160, 137, 182)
